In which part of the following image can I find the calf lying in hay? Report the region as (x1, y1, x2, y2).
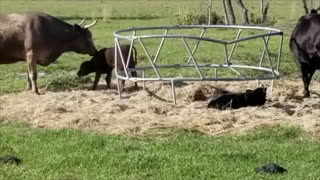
(207, 87, 267, 110)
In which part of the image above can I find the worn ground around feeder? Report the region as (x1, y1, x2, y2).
(0, 78, 319, 136)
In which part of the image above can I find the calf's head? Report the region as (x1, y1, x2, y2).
(77, 61, 95, 77)
(246, 87, 267, 105)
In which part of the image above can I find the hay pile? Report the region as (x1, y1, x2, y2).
(0, 78, 319, 135)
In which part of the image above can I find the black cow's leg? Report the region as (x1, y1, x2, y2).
(132, 71, 138, 89)
(301, 67, 315, 97)
(92, 73, 101, 90)
(26, 50, 38, 94)
(116, 79, 125, 92)
(105, 72, 112, 89)
(121, 80, 126, 91)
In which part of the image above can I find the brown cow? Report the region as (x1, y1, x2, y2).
(0, 12, 97, 94)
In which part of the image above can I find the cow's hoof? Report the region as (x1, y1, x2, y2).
(303, 90, 310, 98)
(32, 89, 40, 95)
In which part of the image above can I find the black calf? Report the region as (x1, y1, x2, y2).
(207, 87, 267, 110)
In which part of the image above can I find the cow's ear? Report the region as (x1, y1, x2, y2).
(73, 24, 82, 32)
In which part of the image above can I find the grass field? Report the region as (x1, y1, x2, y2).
(1, 124, 320, 180)
(1, 1, 320, 180)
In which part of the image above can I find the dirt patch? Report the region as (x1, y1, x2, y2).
(0, 78, 319, 136)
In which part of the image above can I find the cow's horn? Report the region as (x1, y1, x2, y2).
(78, 18, 86, 26)
(84, 19, 98, 29)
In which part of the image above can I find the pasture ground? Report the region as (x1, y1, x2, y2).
(0, 79, 320, 136)
(1, 123, 320, 180)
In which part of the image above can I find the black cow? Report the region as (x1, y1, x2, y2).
(207, 87, 267, 110)
(77, 45, 138, 90)
(289, 10, 320, 97)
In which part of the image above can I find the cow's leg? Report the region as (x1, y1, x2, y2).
(301, 67, 315, 97)
(121, 80, 125, 91)
(132, 71, 138, 89)
(25, 71, 32, 91)
(105, 72, 112, 89)
(92, 73, 101, 90)
(26, 51, 38, 94)
(117, 79, 125, 92)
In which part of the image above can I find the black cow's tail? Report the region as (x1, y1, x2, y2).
(132, 46, 137, 65)
(289, 37, 310, 68)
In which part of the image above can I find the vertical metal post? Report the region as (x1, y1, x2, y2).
(115, 38, 122, 99)
(223, 44, 230, 65)
(171, 80, 176, 105)
(115, 39, 129, 79)
(276, 34, 284, 73)
(270, 79, 275, 98)
(262, 37, 275, 77)
(214, 68, 217, 80)
(142, 70, 146, 91)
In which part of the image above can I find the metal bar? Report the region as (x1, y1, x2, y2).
(116, 76, 280, 82)
(270, 79, 275, 98)
(227, 29, 242, 62)
(171, 80, 176, 105)
(153, 29, 169, 64)
(214, 68, 217, 79)
(114, 38, 122, 99)
(259, 30, 271, 67)
(128, 63, 281, 74)
(115, 39, 129, 79)
(223, 44, 230, 65)
(276, 35, 284, 72)
(142, 70, 146, 91)
(262, 37, 275, 77)
(114, 25, 283, 35)
(125, 31, 136, 68)
(113, 25, 284, 104)
(186, 28, 206, 64)
(138, 38, 161, 79)
(228, 66, 246, 79)
(182, 37, 204, 79)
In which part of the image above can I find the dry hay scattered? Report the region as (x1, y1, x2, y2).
(0, 78, 319, 136)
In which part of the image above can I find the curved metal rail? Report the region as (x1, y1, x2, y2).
(113, 25, 284, 104)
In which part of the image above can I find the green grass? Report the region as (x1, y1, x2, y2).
(1, 0, 319, 94)
(0, 123, 319, 180)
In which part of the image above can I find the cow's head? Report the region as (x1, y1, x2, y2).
(71, 19, 98, 56)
